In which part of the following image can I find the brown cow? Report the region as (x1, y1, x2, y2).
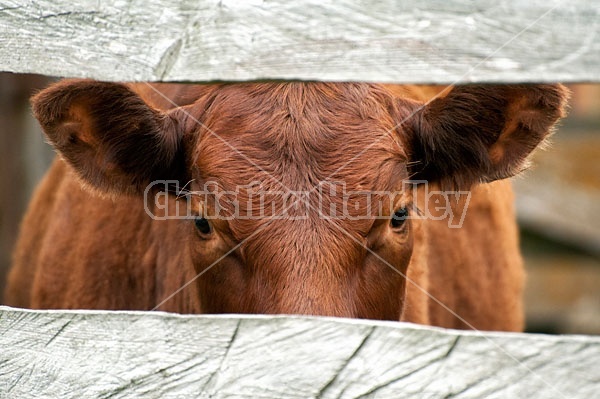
(4, 80, 568, 331)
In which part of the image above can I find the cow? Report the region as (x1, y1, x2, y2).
(4, 80, 568, 331)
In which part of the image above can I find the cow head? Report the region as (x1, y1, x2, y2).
(32, 80, 567, 319)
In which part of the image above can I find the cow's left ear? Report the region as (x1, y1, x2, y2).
(404, 84, 569, 190)
(32, 79, 193, 196)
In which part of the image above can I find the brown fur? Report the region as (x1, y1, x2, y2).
(4, 80, 568, 331)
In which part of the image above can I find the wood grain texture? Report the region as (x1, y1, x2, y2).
(0, 306, 598, 398)
(0, 0, 598, 83)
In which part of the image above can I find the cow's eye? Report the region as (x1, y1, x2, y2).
(391, 208, 409, 229)
(194, 217, 212, 235)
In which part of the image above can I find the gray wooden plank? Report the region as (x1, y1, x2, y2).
(0, 306, 599, 398)
(0, 0, 598, 83)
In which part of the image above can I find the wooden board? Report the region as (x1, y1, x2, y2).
(0, 0, 598, 83)
(1, 306, 599, 398)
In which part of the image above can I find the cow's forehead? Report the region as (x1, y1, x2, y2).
(191, 82, 409, 193)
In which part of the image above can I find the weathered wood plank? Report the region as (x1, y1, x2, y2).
(0, 0, 598, 83)
(0, 306, 598, 398)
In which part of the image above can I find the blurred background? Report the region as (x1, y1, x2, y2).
(0, 73, 598, 334)
(515, 84, 600, 335)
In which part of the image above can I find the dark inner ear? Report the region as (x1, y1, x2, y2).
(404, 84, 568, 191)
(32, 80, 190, 196)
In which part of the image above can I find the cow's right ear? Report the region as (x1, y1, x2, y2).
(401, 84, 568, 190)
(32, 79, 193, 196)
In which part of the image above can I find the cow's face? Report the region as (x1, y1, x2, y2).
(182, 83, 415, 319)
(32, 80, 568, 319)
